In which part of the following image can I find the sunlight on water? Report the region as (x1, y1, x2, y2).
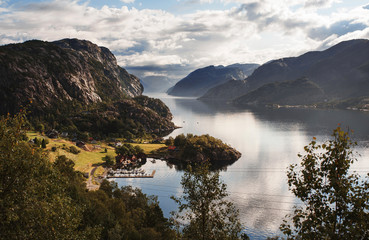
(116, 94, 369, 239)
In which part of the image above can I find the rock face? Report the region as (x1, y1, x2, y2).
(0, 39, 143, 114)
(167, 64, 259, 97)
(0, 39, 177, 138)
(202, 39, 369, 105)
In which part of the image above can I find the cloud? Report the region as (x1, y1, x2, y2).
(308, 20, 367, 40)
(120, 0, 135, 3)
(184, 0, 214, 4)
(0, 0, 368, 81)
(229, 1, 310, 32)
(304, 0, 337, 9)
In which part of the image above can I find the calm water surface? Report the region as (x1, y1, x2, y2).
(116, 94, 369, 239)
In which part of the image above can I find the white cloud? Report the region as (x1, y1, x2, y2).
(0, 0, 368, 80)
(120, 0, 135, 3)
(184, 0, 214, 4)
(304, 0, 338, 9)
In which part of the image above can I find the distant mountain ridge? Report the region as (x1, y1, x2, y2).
(233, 77, 326, 106)
(167, 63, 259, 97)
(141, 75, 176, 93)
(201, 39, 369, 107)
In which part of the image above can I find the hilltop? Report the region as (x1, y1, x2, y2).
(0, 39, 176, 138)
(201, 39, 369, 109)
(167, 64, 259, 97)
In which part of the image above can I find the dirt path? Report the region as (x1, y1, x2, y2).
(86, 166, 100, 191)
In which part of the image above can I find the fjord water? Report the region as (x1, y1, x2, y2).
(116, 94, 369, 239)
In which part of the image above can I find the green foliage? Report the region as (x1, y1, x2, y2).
(170, 134, 240, 165)
(165, 136, 174, 146)
(133, 95, 172, 119)
(25, 97, 174, 141)
(33, 136, 41, 147)
(36, 123, 45, 132)
(280, 127, 369, 239)
(0, 112, 98, 240)
(69, 145, 81, 154)
(171, 162, 242, 240)
(0, 112, 176, 239)
(174, 134, 187, 147)
(41, 138, 46, 148)
(86, 181, 176, 240)
(103, 155, 115, 167)
(115, 143, 144, 157)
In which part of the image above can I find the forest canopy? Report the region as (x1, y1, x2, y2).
(0, 111, 175, 240)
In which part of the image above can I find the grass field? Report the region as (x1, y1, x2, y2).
(26, 131, 165, 174)
(131, 143, 166, 154)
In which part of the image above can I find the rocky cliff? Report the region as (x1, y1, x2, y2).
(0, 38, 143, 114)
(0, 39, 176, 138)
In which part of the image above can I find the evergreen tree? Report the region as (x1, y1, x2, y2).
(41, 138, 46, 148)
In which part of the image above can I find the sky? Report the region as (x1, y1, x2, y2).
(0, 0, 368, 81)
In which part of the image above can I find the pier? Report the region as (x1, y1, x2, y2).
(107, 169, 156, 178)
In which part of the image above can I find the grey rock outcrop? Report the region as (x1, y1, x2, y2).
(0, 38, 143, 114)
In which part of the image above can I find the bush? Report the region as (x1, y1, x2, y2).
(103, 155, 115, 167)
(69, 146, 80, 154)
(165, 137, 174, 146)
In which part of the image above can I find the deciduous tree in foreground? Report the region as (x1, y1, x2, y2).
(171, 162, 243, 240)
(280, 127, 369, 239)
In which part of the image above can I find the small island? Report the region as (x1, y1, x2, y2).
(151, 134, 241, 170)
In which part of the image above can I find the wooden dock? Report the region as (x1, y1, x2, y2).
(107, 170, 156, 179)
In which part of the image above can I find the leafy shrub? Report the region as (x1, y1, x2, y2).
(69, 146, 80, 154)
(103, 155, 115, 167)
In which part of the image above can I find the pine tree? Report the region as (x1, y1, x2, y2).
(41, 138, 46, 148)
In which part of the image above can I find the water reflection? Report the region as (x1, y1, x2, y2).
(116, 94, 369, 239)
(163, 158, 237, 171)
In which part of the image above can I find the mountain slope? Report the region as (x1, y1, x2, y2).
(0, 39, 176, 138)
(167, 64, 259, 97)
(0, 38, 143, 114)
(199, 79, 249, 101)
(233, 78, 326, 106)
(202, 39, 369, 103)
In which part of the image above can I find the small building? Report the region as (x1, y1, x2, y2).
(93, 145, 101, 150)
(76, 141, 86, 148)
(61, 132, 68, 138)
(46, 129, 59, 139)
